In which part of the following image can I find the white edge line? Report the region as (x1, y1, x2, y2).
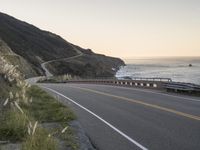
(42, 86, 148, 150)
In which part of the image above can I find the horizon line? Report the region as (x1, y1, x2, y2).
(121, 56, 200, 59)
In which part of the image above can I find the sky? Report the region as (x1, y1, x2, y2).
(1, 0, 200, 58)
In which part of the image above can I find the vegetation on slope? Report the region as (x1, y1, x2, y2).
(0, 12, 125, 78)
(0, 39, 37, 78)
(47, 54, 124, 78)
(0, 56, 77, 150)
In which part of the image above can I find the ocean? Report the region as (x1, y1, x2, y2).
(116, 57, 200, 85)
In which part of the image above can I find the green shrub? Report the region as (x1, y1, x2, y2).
(0, 110, 28, 141)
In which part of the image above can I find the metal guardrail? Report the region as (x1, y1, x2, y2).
(164, 82, 200, 93)
(87, 77, 172, 82)
(65, 78, 200, 94)
(38, 76, 199, 94)
(65, 78, 172, 89)
(129, 77, 172, 82)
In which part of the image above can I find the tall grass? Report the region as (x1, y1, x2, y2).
(0, 56, 77, 150)
(0, 56, 57, 149)
(26, 86, 76, 123)
(0, 110, 28, 141)
(22, 127, 57, 150)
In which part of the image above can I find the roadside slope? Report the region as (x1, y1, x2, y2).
(0, 39, 37, 78)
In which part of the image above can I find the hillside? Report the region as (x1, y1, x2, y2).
(0, 12, 125, 78)
(0, 39, 37, 78)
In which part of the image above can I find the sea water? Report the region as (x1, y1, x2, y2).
(116, 57, 200, 85)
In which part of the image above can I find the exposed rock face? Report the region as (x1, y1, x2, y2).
(0, 39, 13, 54)
(0, 74, 8, 99)
(0, 143, 21, 150)
(0, 12, 125, 78)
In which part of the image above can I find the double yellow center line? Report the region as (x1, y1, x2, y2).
(71, 86, 200, 121)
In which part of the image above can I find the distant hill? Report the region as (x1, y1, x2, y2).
(0, 12, 125, 78)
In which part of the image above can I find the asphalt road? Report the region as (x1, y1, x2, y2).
(40, 83, 200, 150)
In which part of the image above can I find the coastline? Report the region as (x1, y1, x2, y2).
(115, 57, 200, 85)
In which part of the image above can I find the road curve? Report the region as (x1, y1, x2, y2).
(41, 45, 83, 76)
(40, 83, 200, 150)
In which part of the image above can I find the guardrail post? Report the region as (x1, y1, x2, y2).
(64, 77, 174, 90)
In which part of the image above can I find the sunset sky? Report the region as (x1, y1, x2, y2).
(1, 0, 200, 58)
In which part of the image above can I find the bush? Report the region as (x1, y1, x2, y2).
(0, 110, 28, 141)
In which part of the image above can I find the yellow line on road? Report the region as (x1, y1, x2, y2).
(72, 86, 200, 121)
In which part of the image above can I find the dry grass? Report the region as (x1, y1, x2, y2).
(22, 127, 57, 150)
(0, 56, 77, 149)
(25, 85, 76, 123)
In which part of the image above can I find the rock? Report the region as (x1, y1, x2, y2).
(70, 120, 96, 150)
(42, 121, 96, 150)
(0, 143, 21, 150)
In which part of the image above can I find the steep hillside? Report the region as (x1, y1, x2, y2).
(0, 12, 125, 78)
(0, 39, 37, 78)
(47, 54, 125, 78)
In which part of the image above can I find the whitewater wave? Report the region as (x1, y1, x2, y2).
(116, 57, 200, 85)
